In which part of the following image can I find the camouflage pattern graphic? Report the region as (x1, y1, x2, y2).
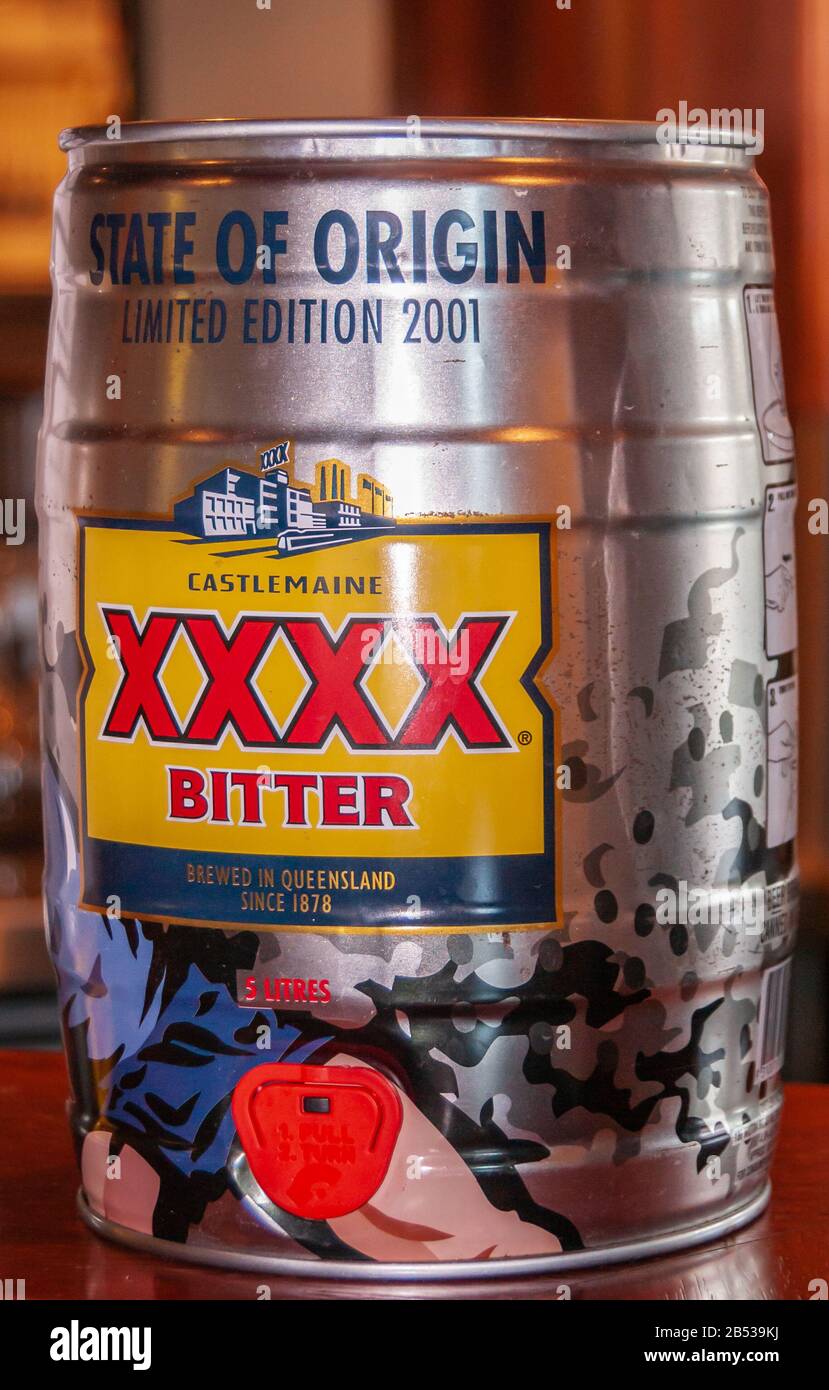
(38, 119, 796, 1271)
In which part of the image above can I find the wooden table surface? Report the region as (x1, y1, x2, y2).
(1, 1051, 826, 1300)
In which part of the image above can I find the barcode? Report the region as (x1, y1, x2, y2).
(757, 959, 791, 1083)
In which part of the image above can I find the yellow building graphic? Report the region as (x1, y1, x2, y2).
(314, 459, 394, 519)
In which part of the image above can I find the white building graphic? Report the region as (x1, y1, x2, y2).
(200, 472, 257, 537)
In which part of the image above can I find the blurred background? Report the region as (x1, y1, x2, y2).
(0, 0, 825, 1073)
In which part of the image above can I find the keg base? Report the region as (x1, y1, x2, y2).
(77, 1181, 771, 1283)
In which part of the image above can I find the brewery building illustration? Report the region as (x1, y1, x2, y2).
(173, 444, 394, 555)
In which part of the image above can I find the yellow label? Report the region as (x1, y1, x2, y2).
(78, 457, 556, 933)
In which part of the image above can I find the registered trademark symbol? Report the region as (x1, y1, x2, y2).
(518, 730, 532, 746)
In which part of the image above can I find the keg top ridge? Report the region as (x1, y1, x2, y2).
(59, 116, 759, 166)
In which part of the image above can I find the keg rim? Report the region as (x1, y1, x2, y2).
(77, 1182, 772, 1282)
(59, 115, 759, 154)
